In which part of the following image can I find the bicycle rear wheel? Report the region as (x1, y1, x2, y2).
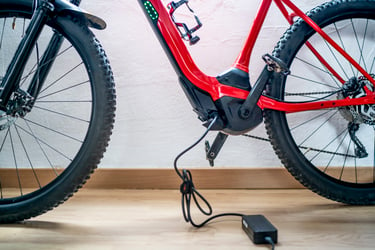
(265, 0, 375, 204)
(0, 0, 116, 222)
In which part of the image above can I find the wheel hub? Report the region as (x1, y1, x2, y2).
(0, 111, 16, 130)
(338, 74, 375, 125)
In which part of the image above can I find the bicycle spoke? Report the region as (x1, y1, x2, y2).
(333, 22, 356, 78)
(36, 100, 92, 103)
(13, 124, 41, 188)
(289, 109, 333, 131)
(298, 110, 338, 146)
(338, 138, 352, 180)
(370, 57, 375, 74)
(19, 45, 73, 87)
(23, 119, 59, 176)
(38, 62, 84, 95)
(21, 118, 83, 143)
(33, 105, 90, 123)
(15, 123, 74, 162)
(323, 38, 351, 80)
(37, 79, 89, 100)
(288, 73, 339, 90)
(309, 126, 349, 161)
(0, 128, 9, 199)
(295, 56, 332, 75)
(264, 3, 375, 204)
(295, 56, 341, 88)
(0, 2, 115, 222)
(352, 19, 369, 73)
(323, 130, 350, 172)
(8, 128, 23, 196)
(0, 127, 9, 152)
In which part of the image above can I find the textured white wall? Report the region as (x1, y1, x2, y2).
(79, 0, 326, 168)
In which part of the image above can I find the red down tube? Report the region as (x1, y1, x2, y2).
(150, 0, 249, 101)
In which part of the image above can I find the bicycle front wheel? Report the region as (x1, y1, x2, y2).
(265, 0, 375, 204)
(0, 0, 116, 222)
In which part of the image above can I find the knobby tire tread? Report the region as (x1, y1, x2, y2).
(0, 11, 116, 223)
(264, 0, 375, 204)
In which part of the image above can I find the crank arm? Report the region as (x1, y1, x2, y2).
(205, 132, 228, 167)
(239, 54, 290, 119)
(239, 66, 273, 119)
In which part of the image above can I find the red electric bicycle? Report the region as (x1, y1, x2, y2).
(0, 0, 374, 223)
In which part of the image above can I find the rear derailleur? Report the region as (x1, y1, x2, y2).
(339, 75, 375, 158)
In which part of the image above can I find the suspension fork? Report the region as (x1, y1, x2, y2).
(0, 0, 54, 111)
(27, 32, 64, 99)
(27, 0, 81, 103)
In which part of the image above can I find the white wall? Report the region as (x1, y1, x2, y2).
(79, 0, 327, 168)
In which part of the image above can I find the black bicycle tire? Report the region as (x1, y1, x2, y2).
(265, 0, 375, 204)
(0, 0, 116, 222)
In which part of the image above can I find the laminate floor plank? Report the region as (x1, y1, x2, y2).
(1, 189, 374, 249)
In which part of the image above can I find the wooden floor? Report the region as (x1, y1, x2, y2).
(0, 189, 374, 249)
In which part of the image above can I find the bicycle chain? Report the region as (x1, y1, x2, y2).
(242, 84, 375, 158)
(242, 133, 356, 158)
(285, 90, 339, 96)
(249, 76, 375, 159)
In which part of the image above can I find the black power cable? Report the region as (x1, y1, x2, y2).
(173, 115, 277, 250)
(173, 115, 243, 228)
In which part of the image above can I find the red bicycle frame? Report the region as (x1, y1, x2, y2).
(139, 0, 375, 114)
